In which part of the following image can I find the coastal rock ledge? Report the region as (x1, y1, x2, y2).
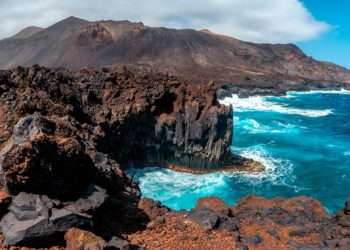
(0, 66, 263, 246)
(0, 65, 262, 173)
(2, 66, 350, 249)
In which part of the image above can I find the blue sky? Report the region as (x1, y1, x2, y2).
(299, 0, 350, 68)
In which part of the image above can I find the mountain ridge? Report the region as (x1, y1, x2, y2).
(1, 16, 349, 86)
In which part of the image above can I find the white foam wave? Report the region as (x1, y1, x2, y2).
(128, 147, 295, 191)
(237, 118, 303, 134)
(128, 167, 229, 198)
(273, 121, 304, 129)
(126, 146, 304, 210)
(219, 94, 332, 117)
(287, 89, 350, 96)
(231, 147, 294, 185)
(238, 119, 271, 134)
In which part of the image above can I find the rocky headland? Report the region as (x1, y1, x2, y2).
(0, 65, 259, 247)
(0, 65, 261, 172)
(0, 66, 349, 249)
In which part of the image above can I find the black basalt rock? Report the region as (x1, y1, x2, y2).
(0, 185, 108, 246)
(188, 208, 220, 230)
(188, 208, 238, 232)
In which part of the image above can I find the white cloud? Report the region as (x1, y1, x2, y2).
(0, 0, 330, 43)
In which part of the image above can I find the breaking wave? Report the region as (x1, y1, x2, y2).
(127, 147, 297, 210)
(287, 89, 350, 96)
(129, 91, 350, 212)
(219, 94, 332, 117)
(236, 118, 303, 134)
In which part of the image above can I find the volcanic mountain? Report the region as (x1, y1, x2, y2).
(1, 16, 350, 85)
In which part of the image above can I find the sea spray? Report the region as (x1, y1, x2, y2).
(219, 94, 333, 117)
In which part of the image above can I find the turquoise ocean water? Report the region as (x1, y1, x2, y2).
(127, 90, 350, 213)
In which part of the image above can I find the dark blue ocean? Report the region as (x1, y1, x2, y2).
(127, 90, 350, 213)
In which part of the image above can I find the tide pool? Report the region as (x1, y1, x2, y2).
(127, 90, 350, 213)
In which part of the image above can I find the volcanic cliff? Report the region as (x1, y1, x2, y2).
(1, 16, 350, 90)
(0, 66, 350, 249)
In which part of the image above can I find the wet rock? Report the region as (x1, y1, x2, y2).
(0, 185, 107, 246)
(65, 228, 106, 250)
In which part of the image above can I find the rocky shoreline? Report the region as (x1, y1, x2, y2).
(129, 155, 265, 175)
(128, 196, 350, 250)
(0, 65, 349, 249)
(163, 156, 265, 174)
(0, 65, 252, 172)
(216, 76, 350, 99)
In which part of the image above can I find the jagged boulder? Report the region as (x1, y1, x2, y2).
(0, 113, 95, 200)
(187, 208, 238, 232)
(0, 185, 108, 246)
